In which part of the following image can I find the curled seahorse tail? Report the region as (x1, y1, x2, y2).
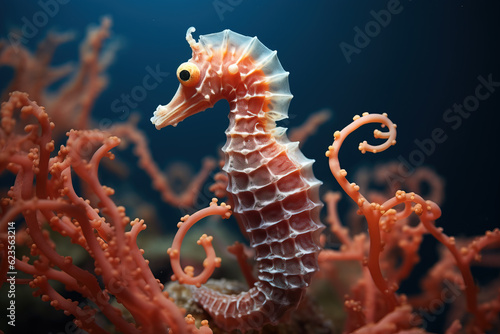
(193, 281, 305, 331)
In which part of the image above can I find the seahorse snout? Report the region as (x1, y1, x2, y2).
(151, 85, 213, 129)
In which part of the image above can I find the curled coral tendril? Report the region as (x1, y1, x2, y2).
(168, 198, 232, 287)
(325, 112, 492, 329)
(326, 112, 400, 310)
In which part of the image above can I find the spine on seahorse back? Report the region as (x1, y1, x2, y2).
(191, 30, 324, 331)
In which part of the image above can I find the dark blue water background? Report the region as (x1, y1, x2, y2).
(1, 1, 499, 332)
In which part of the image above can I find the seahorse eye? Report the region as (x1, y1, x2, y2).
(176, 62, 200, 87)
(179, 70, 190, 81)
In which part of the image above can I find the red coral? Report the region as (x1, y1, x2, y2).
(320, 112, 500, 333)
(0, 92, 195, 333)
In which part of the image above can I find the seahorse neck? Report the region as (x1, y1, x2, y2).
(227, 96, 271, 133)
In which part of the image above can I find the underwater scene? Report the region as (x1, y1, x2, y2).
(1, 1, 499, 333)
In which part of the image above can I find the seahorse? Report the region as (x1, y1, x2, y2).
(151, 28, 324, 332)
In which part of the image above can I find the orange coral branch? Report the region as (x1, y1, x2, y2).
(288, 108, 332, 147)
(322, 191, 351, 246)
(168, 198, 232, 287)
(327, 112, 399, 310)
(0, 92, 188, 333)
(111, 120, 216, 208)
(227, 241, 256, 287)
(325, 112, 500, 332)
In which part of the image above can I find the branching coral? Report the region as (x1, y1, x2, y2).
(0, 17, 116, 137)
(168, 198, 231, 287)
(320, 112, 500, 333)
(0, 92, 188, 333)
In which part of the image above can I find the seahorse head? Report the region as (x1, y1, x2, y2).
(151, 27, 292, 130)
(150, 28, 222, 129)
